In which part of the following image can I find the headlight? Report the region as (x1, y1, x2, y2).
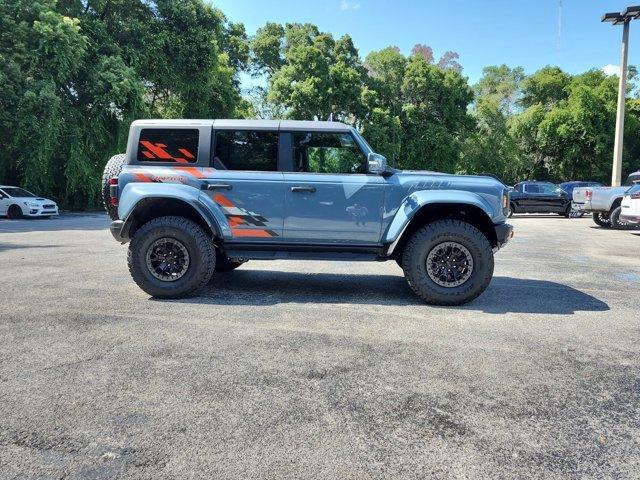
(26, 202, 39, 207)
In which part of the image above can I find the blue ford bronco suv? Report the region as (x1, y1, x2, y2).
(103, 119, 513, 305)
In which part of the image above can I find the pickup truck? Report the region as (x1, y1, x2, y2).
(572, 171, 640, 229)
(102, 119, 513, 305)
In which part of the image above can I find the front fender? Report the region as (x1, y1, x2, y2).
(118, 183, 231, 239)
(383, 190, 498, 244)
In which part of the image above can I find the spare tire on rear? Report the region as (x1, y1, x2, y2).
(101, 153, 127, 220)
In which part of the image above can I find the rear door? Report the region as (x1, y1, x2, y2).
(203, 128, 285, 241)
(520, 183, 540, 211)
(281, 130, 385, 244)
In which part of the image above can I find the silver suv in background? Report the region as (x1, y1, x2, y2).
(572, 171, 640, 229)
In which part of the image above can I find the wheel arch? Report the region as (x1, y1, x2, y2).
(386, 202, 498, 257)
(610, 196, 623, 211)
(117, 183, 231, 242)
(7, 204, 25, 217)
(122, 197, 225, 241)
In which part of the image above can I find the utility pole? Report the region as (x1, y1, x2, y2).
(603, 7, 640, 186)
(612, 20, 629, 187)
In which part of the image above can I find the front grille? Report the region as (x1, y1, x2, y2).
(42, 204, 55, 209)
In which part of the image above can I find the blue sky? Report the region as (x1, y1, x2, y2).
(213, 0, 639, 85)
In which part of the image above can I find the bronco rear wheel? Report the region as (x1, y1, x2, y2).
(401, 220, 494, 306)
(128, 216, 215, 298)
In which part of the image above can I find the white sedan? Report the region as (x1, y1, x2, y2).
(0, 186, 59, 219)
(620, 184, 640, 225)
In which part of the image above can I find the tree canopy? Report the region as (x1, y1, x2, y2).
(2, 3, 639, 209)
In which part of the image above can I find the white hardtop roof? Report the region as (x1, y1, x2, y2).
(130, 119, 352, 132)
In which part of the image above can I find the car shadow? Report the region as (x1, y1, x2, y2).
(161, 271, 609, 315)
(0, 243, 62, 252)
(0, 213, 109, 233)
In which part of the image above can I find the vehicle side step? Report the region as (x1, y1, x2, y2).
(225, 250, 381, 262)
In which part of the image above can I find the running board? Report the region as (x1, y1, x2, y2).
(225, 250, 382, 262)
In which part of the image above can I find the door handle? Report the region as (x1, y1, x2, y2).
(291, 186, 316, 193)
(203, 183, 232, 191)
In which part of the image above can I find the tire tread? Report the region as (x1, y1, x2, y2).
(401, 219, 494, 306)
(127, 216, 215, 298)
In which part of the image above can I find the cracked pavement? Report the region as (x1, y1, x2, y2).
(1, 213, 639, 479)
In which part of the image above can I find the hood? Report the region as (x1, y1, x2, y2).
(13, 197, 56, 204)
(394, 169, 507, 188)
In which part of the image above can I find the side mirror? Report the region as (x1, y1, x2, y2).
(367, 152, 387, 175)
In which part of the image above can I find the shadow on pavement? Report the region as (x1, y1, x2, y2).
(165, 270, 609, 314)
(0, 213, 108, 233)
(0, 243, 62, 252)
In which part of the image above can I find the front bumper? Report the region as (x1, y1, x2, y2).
(25, 207, 59, 217)
(620, 213, 640, 224)
(494, 223, 514, 250)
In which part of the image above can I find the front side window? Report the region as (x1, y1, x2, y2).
(539, 184, 559, 194)
(213, 130, 278, 171)
(523, 184, 540, 194)
(137, 129, 199, 163)
(292, 132, 366, 174)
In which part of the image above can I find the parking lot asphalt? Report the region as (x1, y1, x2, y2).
(1, 213, 639, 479)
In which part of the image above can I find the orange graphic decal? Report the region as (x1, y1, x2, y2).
(140, 141, 173, 160)
(178, 148, 195, 159)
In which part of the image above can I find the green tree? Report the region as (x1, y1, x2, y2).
(1, 0, 247, 208)
(253, 23, 366, 121)
(400, 54, 474, 171)
(520, 66, 571, 109)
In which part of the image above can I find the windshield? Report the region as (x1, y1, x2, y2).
(2, 187, 36, 198)
(350, 128, 373, 155)
(625, 173, 640, 186)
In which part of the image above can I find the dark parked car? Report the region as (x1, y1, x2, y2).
(509, 181, 571, 217)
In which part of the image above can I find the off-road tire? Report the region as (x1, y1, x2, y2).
(128, 216, 215, 298)
(592, 212, 612, 228)
(401, 220, 494, 306)
(7, 205, 23, 219)
(102, 153, 127, 220)
(215, 251, 246, 272)
(610, 206, 637, 230)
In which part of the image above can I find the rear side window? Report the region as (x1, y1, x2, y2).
(137, 129, 199, 163)
(213, 130, 278, 171)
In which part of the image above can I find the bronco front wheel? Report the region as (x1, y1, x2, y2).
(401, 220, 494, 306)
(128, 216, 215, 298)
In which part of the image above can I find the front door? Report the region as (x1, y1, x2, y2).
(0, 190, 8, 215)
(282, 131, 385, 244)
(205, 129, 285, 241)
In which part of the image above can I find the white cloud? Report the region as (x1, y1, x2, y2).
(602, 64, 620, 76)
(340, 0, 361, 10)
